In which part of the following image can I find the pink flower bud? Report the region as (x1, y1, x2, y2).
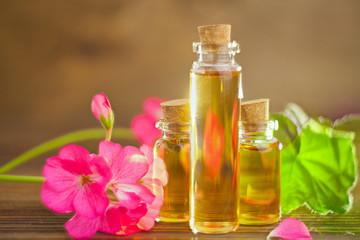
(91, 93, 114, 129)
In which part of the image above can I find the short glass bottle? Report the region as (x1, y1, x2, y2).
(153, 118, 190, 222)
(237, 121, 281, 225)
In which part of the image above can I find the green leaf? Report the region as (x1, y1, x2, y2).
(281, 119, 356, 214)
(333, 114, 360, 214)
(271, 113, 299, 148)
(334, 114, 360, 167)
(318, 116, 333, 127)
(284, 103, 310, 129)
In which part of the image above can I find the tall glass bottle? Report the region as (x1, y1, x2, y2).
(238, 121, 281, 225)
(189, 24, 242, 234)
(153, 99, 190, 222)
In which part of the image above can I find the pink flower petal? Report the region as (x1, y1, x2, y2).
(99, 203, 147, 235)
(65, 213, 100, 239)
(140, 144, 169, 186)
(267, 218, 312, 240)
(73, 183, 109, 218)
(137, 210, 157, 230)
(116, 183, 155, 204)
(119, 146, 145, 158)
(137, 194, 163, 230)
(112, 147, 149, 184)
(44, 158, 83, 192)
(99, 140, 123, 167)
(131, 114, 161, 146)
(127, 203, 148, 220)
(143, 97, 164, 120)
(139, 144, 154, 165)
(142, 178, 164, 198)
(45, 156, 63, 167)
(137, 179, 164, 230)
(58, 144, 91, 165)
(41, 182, 76, 213)
(113, 190, 141, 209)
(99, 204, 129, 235)
(89, 154, 112, 187)
(154, 156, 169, 186)
(143, 155, 169, 186)
(91, 93, 112, 121)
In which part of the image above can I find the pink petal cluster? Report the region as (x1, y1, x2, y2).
(131, 97, 164, 146)
(42, 141, 168, 238)
(267, 218, 312, 240)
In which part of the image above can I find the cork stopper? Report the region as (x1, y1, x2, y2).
(241, 99, 269, 122)
(198, 24, 231, 44)
(161, 99, 190, 122)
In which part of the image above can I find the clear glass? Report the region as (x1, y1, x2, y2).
(189, 41, 242, 234)
(237, 121, 281, 225)
(153, 119, 190, 222)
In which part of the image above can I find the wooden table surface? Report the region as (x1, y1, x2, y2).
(1, 152, 360, 240)
(1, 182, 360, 239)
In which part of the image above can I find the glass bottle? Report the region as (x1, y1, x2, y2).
(153, 99, 190, 222)
(238, 121, 281, 225)
(189, 25, 242, 234)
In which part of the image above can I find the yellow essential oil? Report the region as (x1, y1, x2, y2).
(189, 25, 243, 234)
(153, 99, 190, 222)
(238, 120, 281, 225)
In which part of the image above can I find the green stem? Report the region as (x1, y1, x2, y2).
(0, 175, 44, 183)
(106, 127, 113, 142)
(0, 128, 135, 175)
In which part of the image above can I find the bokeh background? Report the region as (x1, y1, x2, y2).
(1, 0, 359, 166)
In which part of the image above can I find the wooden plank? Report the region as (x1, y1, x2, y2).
(1, 181, 360, 239)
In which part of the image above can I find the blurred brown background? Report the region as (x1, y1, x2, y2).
(0, 0, 359, 164)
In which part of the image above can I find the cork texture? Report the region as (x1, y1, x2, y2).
(198, 24, 231, 44)
(241, 99, 269, 122)
(161, 99, 190, 122)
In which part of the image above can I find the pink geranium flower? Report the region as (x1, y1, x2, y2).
(42, 145, 112, 219)
(41, 93, 169, 238)
(267, 218, 312, 240)
(91, 93, 114, 129)
(62, 141, 167, 238)
(131, 97, 164, 146)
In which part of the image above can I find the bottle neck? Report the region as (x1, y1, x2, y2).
(156, 119, 190, 139)
(193, 41, 240, 64)
(198, 53, 234, 63)
(239, 121, 275, 141)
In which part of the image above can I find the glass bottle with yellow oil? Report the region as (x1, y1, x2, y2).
(189, 24, 243, 234)
(153, 99, 190, 222)
(238, 99, 281, 225)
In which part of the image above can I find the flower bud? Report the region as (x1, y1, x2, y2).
(91, 93, 114, 129)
